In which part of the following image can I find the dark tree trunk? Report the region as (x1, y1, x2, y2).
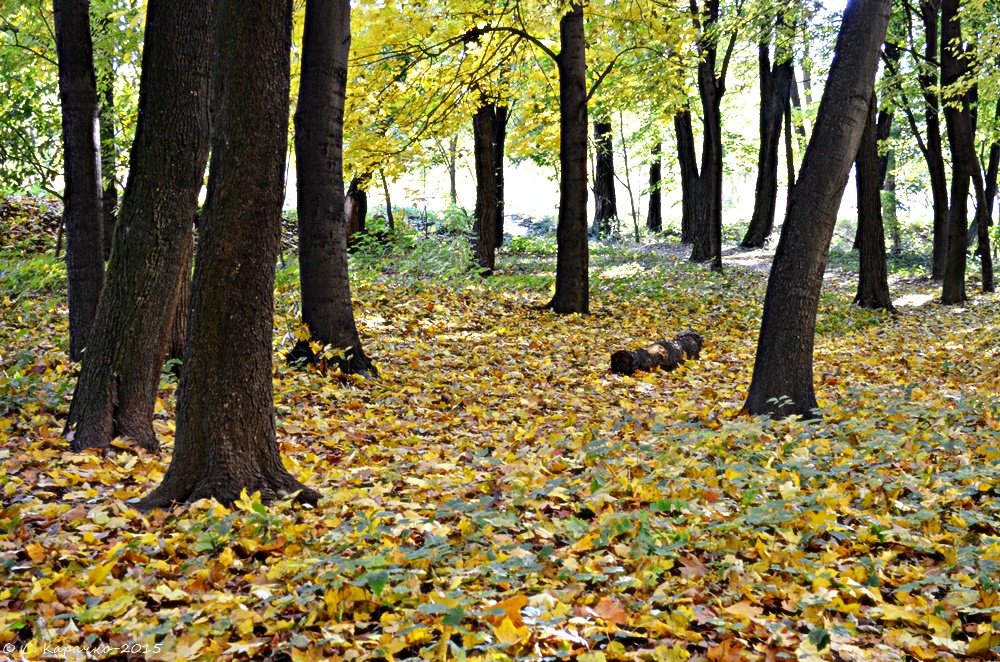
(784, 102, 796, 202)
(884, 123, 902, 254)
(854, 97, 894, 310)
(65, 0, 211, 452)
(96, 47, 117, 261)
(345, 175, 369, 242)
(472, 103, 498, 274)
(745, 0, 891, 419)
(742, 31, 793, 248)
(985, 107, 1000, 220)
(141, 0, 319, 509)
(494, 105, 508, 247)
(55, 0, 105, 362)
(548, 2, 589, 314)
(379, 170, 394, 232)
(166, 228, 194, 366)
(646, 142, 662, 232)
(610, 331, 703, 376)
(592, 118, 618, 239)
(291, 0, 375, 377)
(674, 110, 698, 244)
(940, 0, 971, 304)
(688, 0, 727, 270)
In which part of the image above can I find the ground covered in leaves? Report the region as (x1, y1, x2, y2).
(1, 203, 999, 660)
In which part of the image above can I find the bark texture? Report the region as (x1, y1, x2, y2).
(548, 2, 589, 314)
(610, 331, 703, 376)
(674, 110, 698, 244)
(854, 97, 894, 310)
(140, 0, 320, 508)
(646, 142, 662, 232)
(918, 1, 950, 279)
(472, 103, 498, 274)
(745, 0, 891, 418)
(742, 20, 793, 249)
(493, 106, 508, 247)
(591, 119, 618, 239)
(292, 0, 375, 377)
(345, 175, 369, 243)
(54, 0, 105, 362)
(65, 0, 210, 452)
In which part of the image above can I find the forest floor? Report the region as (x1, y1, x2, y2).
(1, 202, 999, 660)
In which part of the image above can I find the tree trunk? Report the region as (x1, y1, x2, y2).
(742, 32, 793, 248)
(674, 110, 698, 244)
(166, 228, 194, 366)
(140, 0, 319, 509)
(783, 102, 796, 204)
(940, 0, 971, 304)
(472, 103, 498, 274)
(379, 170, 394, 232)
(646, 142, 663, 232)
(592, 118, 618, 239)
(54, 0, 105, 362)
(65, 0, 211, 452)
(884, 123, 902, 255)
(548, 2, 589, 315)
(610, 330, 703, 376)
(345, 174, 369, 243)
(494, 105, 508, 247)
(854, 96, 894, 310)
(745, 0, 891, 419)
(291, 0, 375, 377)
(96, 42, 117, 261)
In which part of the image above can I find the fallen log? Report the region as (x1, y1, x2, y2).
(610, 330, 704, 376)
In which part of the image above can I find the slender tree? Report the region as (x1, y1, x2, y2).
(472, 101, 499, 274)
(493, 105, 509, 247)
(54, 0, 104, 361)
(141, 0, 320, 507)
(745, 0, 892, 418)
(65, 0, 211, 451)
(854, 96, 894, 310)
(548, 1, 589, 314)
(646, 141, 663, 232)
(291, 0, 376, 376)
(674, 109, 698, 243)
(591, 117, 619, 238)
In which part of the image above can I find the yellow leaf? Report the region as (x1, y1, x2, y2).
(25, 543, 46, 563)
(653, 644, 691, 662)
(877, 603, 922, 623)
(485, 595, 528, 626)
(723, 600, 763, 620)
(491, 617, 528, 645)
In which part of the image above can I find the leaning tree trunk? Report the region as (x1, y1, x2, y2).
(674, 111, 698, 243)
(854, 96, 894, 310)
(54, 0, 105, 362)
(940, 0, 971, 305)
(494, 105, 508, 248)
(745, 0, 891, 419)
(65, 0, 211, 452)
(591, 118, 618, 239)
(646, 142, 663, 232)
(548, 1, 589, 315)
(472, 103, 498, 274)
(140, 0, 319, 509)
(292, 0, 375, 377)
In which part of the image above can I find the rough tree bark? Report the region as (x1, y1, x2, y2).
(591, 118, 618, 239)
(345, 174, 369, 243)
(291, 0, 376, 377)
(674, 110, 698, 244)
(940, 0, 972, 304)
(472, 102, 498, 274)
(548, 1, 589, 314)
(65, 0, 210, 452)
(54, 0, 105, 362)
(745, 0, 892, 418)
(646, 142, 662, 232)
(95, 19, 118, 262)
(854, 96, 894, 310)
(742, 15, 793, 249)
(140, 0, 320, 508)
(917, 1, 950, 279)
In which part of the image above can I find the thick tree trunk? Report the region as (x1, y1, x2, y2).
(345, 175, 369, 243)
(65, 0, 211, 452)
(292, 0, 375, 377)
(548, 2, 589, 314)
(674, 110, 698, 244)
(745, 0, 891, 418)
(55, 0, 105, 362)
(472, 103, 498, 274)
(591, 118, 618, 239)
(646, 142, 663, 232)
(141, 0, 319, 509)
(854, 97, 894, 310)
(494, 106, 508, 247)
(166, 228, 194, 366)
(610, 330, 703, 376)
(97, 57, 117, 261)
(742, 36, 793, 248)
(941, 0, 971, 304)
